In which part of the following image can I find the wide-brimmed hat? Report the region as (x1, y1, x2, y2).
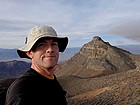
(17, 25, 68, 58)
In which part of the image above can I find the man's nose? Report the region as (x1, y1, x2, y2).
(46, 46, 54, 53)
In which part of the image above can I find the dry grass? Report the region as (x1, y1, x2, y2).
(58, 69, 140, 105)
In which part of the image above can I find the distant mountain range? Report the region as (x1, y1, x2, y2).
(117, 44, 140, 54)
(0, 48, 18, 61)
(0, 44, 140, 62)
(0, 47, 80, 63)
(0, 60, 31, 78)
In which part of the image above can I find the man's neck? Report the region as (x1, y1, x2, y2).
(31, 64, 55, 78)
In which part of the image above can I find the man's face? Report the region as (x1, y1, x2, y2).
(27, 39, 59, 70)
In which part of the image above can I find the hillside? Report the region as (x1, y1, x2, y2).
(0, 60, 31, 78)
(58, 68, 140, 105)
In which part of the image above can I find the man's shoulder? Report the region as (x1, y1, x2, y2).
(8, 69, 36, 88)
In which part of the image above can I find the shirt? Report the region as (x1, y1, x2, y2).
(5, 68, 67, 105)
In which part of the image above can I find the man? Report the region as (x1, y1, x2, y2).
(5, 25, 68, 105)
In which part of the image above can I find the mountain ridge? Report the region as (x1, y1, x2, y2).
(55, 36, 140, 104)
(55, 36, 139, 78)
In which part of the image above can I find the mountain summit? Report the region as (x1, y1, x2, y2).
(56, 36, 136, 77)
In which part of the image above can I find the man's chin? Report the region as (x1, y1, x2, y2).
(46, 66, 55, 72)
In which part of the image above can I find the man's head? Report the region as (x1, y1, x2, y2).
(17, 25, 68, 70)
(26, 38, 60, 70)
(17, 25, 68, 59)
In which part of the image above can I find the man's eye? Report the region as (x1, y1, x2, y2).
(37, 43, 45, 47)
(52, 43, 58, 46)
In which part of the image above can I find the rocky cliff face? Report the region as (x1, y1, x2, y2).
(56, 36, 137, 77)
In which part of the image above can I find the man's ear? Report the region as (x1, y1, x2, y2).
(26, 51, 33, 59)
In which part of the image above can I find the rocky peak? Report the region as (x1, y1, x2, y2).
(92, 36, 104, 42)
(56, 36, 137, 78)
(86, 36, 109, 44)
(80, 36, 110, 59)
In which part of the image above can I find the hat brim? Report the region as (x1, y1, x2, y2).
(17, 37, 68, 58)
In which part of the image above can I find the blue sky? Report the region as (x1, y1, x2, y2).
(0, 0, 140, 49)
